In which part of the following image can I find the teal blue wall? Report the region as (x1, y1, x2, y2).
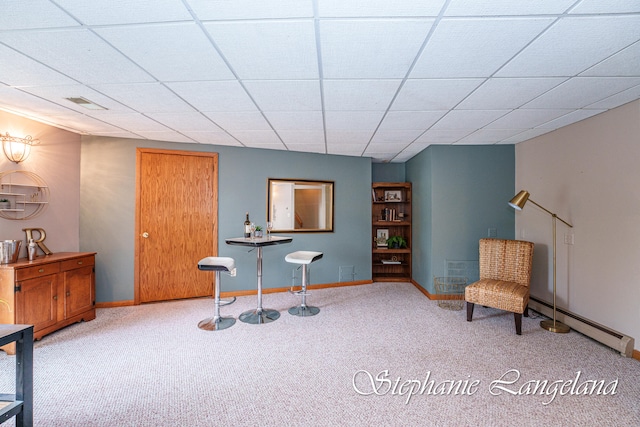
(80, 137, 371, 303)
(406, 145, 515, 293)
(372, 163, 405, 182)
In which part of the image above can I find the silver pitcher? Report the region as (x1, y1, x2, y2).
(0, 240, 22, 264)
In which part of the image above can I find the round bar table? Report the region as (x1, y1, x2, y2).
(225, 235, 292, 324)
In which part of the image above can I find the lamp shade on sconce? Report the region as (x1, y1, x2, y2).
(508, 190, 530, 211)
(1, 132, 39, 164)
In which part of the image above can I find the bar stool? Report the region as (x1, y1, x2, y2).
(197, 257, 237, 331)
(285, 251, 323, 316)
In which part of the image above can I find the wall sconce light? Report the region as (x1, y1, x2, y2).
(1, 132, 40, 164)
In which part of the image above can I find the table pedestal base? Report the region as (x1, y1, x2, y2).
(239, 308, 280, 324)
(198, 317, 236, 331)
(288, 305, 320, 316)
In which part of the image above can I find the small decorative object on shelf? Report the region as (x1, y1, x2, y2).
(372, 182, 411, 282)
(254, 226, 263, 238)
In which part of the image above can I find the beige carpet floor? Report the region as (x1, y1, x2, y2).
(1, 282, 638, 426)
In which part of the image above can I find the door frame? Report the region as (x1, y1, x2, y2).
(134, 148, 218, 305)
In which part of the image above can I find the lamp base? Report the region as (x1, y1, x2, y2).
(540, 319, 570, 333)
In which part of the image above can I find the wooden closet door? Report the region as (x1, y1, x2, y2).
(135, 149, 218, 303)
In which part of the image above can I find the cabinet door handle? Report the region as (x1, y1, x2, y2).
(142, 232, 149, 238)
(77, 261, 83, 265)
(66, 291, 70, 297)
(53, 295, 57, 300)
(38, 268, 45, 273)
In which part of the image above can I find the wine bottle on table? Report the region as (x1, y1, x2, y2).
(244, 212, 251, 238)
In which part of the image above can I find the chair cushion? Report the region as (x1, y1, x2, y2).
(465, 279, 529, 314)
(198, 257, 235, 272)
(285, 251, 323, 265)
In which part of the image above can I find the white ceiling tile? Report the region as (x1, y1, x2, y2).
(444, 0, 576, 16)
(457, 78, 567, 109)
(523, 77, 640, 109)
(18, 84, 133, 113)
(365, 141, 409, 154)
(229, 130, 284, 146)
(82, 113, 170, 132)
(431, 109, 509, 130)
(455, 128, 524, 144)
(187, 0, 313, 20)
(414, 129, 474, 144)
(284, 143, 326, 154)
(278, 131, 326, 145)
(586, 84, 640, 109)
(203, 20, 318, 79)
(243, 80, 322, 111)
(569, 0, 640, 14)
(203, 112, 271, 131)
(392, 79, 484, 110)
(264, 111, 324, 131)
(378, 111, 447, 131)
(55, 0, 191, 25)
(326, 131, 373, 145)
(485, 109, 572, 129)
(320, 19, 434, 78)
(535, 109, 605, 130)
(0, 86, 77, 116)
(0, 0, 80, 30)
(411, 18, 553, 78)
(581, 41, 640, 77)
(325, 111, 384, 131)
(326, 143, 367, 156)
(370, 130, 425, 144)
(0, 45, 78, 87)
(318, 0, 445, 17)
(501, 128, 553, 144)
(92, 83, 196, 113)
(323, 80, 402, 111)
(144, 112, 221, 132)
(43, 113, 126, 133)
(497, 16, 640, 77)
(89, 131, 145, 139)
(0, 29, 154, 84)
(134, 131, 195, 143)
(94, 23, 234, 81)
(166, 81, 257, 112)
(180, 131, 242, 146)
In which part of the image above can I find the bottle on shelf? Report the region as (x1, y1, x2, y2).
(28, 239, 37, 261)
(244, 212, 251, 238)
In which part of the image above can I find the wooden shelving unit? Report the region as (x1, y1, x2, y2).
(372, 182, 411, 282)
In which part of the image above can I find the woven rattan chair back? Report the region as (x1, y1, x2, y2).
(478, 238, 534, 287)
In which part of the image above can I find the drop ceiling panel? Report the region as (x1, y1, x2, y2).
(569, 0, 640, 14)
(501, 128, 553, 144)
(284, 142, 326, 154)
(325, 111, 385, 132)
(203, 21, 318, 80)
(323, 80, 402, 111)
(392, 79, 484, 110)
(431, 109, 510, 130)
(0, 0, 80, 30)
(166, 81, 257, 112)
(278, 131, 326, 145)
(411, 18, 553, 78)
(228, 130, 285, 147)
(94, 23, 235, 81)
(318, 0, 445, 17)
(455, 128, 525, 144)
(0, 29, 154, 84)
(17, 84, 132, 113)
(243, 80, 322, 111)
(55, 0, 192, 25)
(587, 84, 640, 109)
(444, 0, 577, 16)
(485, 109, 572, 129)
(263, 111, 324, 131)
(92, 83, 196, 113)
(43, 113, 126, 133)
(523, 77, 640, 109)
(370, 130, 424, 144)
(81, 113, 170, 132)
(377, 111, 447, 131)
(497, 16, 640, 77)
(457, 78, 567, 109)
(134, 131, 194, 143)
(581, 41, 640, 77)
(0, 45, 78, 87)
(535, 109, 605, 130)
(320, 19, 434, 79)
(180, 131, 241, 146)
(414, 129, 475, 144)
(187, 0, 313, 20)
(0, 86, 79, 117)
(327, 142, 368, 155)
(144, 112, 221, 132)
(203, 112, 271, 131)
(326, 131, 373, 145)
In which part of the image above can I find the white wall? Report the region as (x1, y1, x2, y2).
(0, 111, 81, 256)
(515, 100, 640, 349)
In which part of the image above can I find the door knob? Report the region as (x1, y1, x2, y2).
(142, 232, 149, 238)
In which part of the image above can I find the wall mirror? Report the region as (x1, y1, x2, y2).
(267, 179, 334, 232)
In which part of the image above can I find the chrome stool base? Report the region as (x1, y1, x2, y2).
(288, 305, 320, 317)
(198, 316, 236, 331)
(239, 308, 280, 324)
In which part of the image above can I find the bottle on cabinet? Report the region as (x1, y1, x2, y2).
(244, 212, 251, 238)
(28, 239, 37, 261)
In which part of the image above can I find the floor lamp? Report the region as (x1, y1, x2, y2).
(509, 190, 573, 334)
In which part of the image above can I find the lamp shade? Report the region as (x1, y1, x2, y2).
(509, 190, 530, 210)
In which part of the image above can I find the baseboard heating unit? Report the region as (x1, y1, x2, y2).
(528, 297, 634, 358)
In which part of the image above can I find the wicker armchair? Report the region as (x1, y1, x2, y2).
(465, 238, 534, 335)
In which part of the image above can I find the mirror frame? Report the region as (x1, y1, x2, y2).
(267, 178, 334, 233)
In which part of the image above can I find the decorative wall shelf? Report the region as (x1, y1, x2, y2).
(0, 170, 50, 220)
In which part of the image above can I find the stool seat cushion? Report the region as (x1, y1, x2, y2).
(198, 257, 235, 272)
(285, 251, 323, 265)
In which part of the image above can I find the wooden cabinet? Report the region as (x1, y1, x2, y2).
(372, 182, 411, 282)
(0, 252, 96, 354)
